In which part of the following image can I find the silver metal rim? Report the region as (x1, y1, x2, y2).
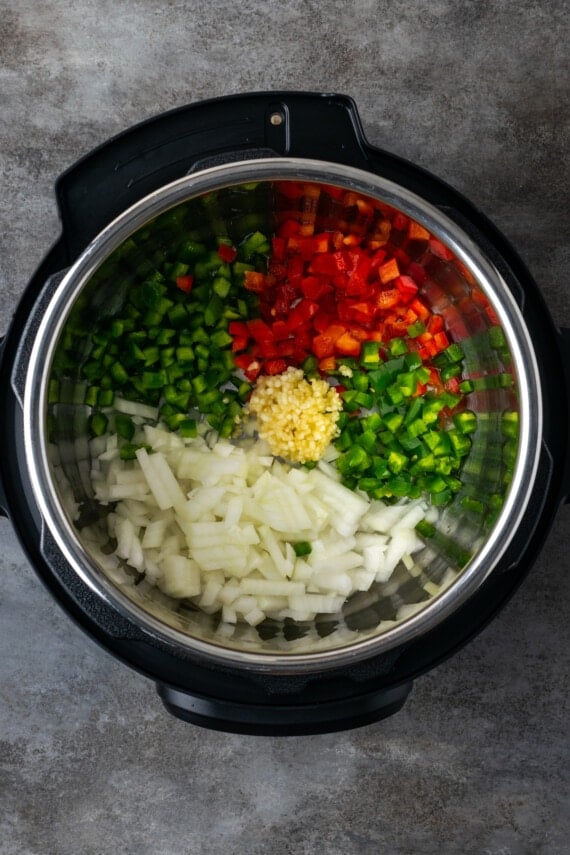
(22, 158, 543, 673)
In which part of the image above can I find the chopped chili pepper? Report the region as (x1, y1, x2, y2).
(243, 270, 268, 293)
(217, 243, 237, 263)
(175, 274, 194, 293)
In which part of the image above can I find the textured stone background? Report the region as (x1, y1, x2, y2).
(0, 2, 568, 854)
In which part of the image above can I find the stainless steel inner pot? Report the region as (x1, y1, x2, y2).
(22, 158, 542, 672)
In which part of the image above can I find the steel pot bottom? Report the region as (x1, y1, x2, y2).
(24, 160, 541, 673)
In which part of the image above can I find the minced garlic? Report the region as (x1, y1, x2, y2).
(248, 367, 342, 463)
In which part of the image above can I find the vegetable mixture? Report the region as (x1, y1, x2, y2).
(54, 180, 519, 630)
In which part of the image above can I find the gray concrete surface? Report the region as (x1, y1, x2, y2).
(1, 1, 569, 853)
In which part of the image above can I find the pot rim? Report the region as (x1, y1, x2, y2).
(22, 157, 543, 672)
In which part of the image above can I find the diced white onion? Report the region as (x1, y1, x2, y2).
(95, 428, 436, 634)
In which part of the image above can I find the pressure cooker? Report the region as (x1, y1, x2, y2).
(1, 92, 568, 734)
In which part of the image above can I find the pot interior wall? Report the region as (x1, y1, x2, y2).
(45, 176, 520, 656)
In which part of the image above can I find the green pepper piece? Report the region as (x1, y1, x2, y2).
(360, 340, 382, 366)
(387, 450, 408, 474)
(453, 410, 477, 434)
(141, 370, 167, 389)
(89, 412, 108, 437)
(292, 541, 312, 557)
(115, 413, 135, 441)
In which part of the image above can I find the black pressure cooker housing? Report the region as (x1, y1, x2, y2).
(1, 93, 569, 734)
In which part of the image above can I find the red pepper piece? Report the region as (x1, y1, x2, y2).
(271, 320, 291, 341)
(340, 301, 377, 325)
(378, 257, 400, 285)
(409, 298, 430, 322)
(313, 334, 335, 359)
(301, 275, 332, 301)
(428, 238, 454, 261)
(231, 335, 249, 353)
(233, 355, 262, 381)
(433, 331, 450, 351)
(175, 274, 194, 293)
(394, 275, 419, 302)
(323, 323, 348, 342)
(369, 248, 387, 270)
(247, 318, 274, 343)
(376, 288, 401, 310)
(312, 310, 336, 334)
(408, 221, 430, 241)
(264, 358, 288, 375)
(287, 299, 319, 328)
(271, 236, 286, 261)
(345, 255, 372, 297)
(308, 252, 343, 277)
(218, 243, 237, 263)
(427, 314, 445, 335)
(318, 356, 337, 372)
(277, 219, 301, 239)
(244, 271, 268, 293)
(257, 341, 282, 359)
(228, 321, 250, 338)
(392, 212, 408, 231)
(335, 331, 361, 357)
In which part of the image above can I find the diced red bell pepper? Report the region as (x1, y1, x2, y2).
(244, 270, 268, 293)
(231, 335, 248, 353)
(369, 248, 387, 270)
(271, 320, 290, 341)
(312, 310, 336, 334)
(445, 376, 461, 394)
(301, 275, 332, 301)
(247, 318, 274, 343)
(335, 331, 361, 357)
(271, 236, 286, 261)
(256, 340, 281, 359)
(408, 221, 430, 241)
(318, 356, 337, 372)
(392, 212, 408, 231)
(228, 320, 250, 338)
(340, 301, 377, 325)
(345, 255, 372, 296)
(264, 358, 288, 375)
(287, 299, 319, 328)
(342, 234, 361, 247)
(378, 257, 400, 285)
(377, 288, 401, 310)
(277, 219, 301, 238)
(433, 331, 450, 351)
(409, 297, 430, 322)
(313, 334, 335, 359)
(218, 243, 237, 263)
(394, 275, 419, 302)
(175, 274, 194, 293)
(307, 252, 339, 277)
(427, 314, 445, 335)
(323, 323, 348, 342)
(428, 238, 454, 261)
(233, 355, 262, 381)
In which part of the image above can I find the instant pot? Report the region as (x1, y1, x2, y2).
(1, 92, 568, 734)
